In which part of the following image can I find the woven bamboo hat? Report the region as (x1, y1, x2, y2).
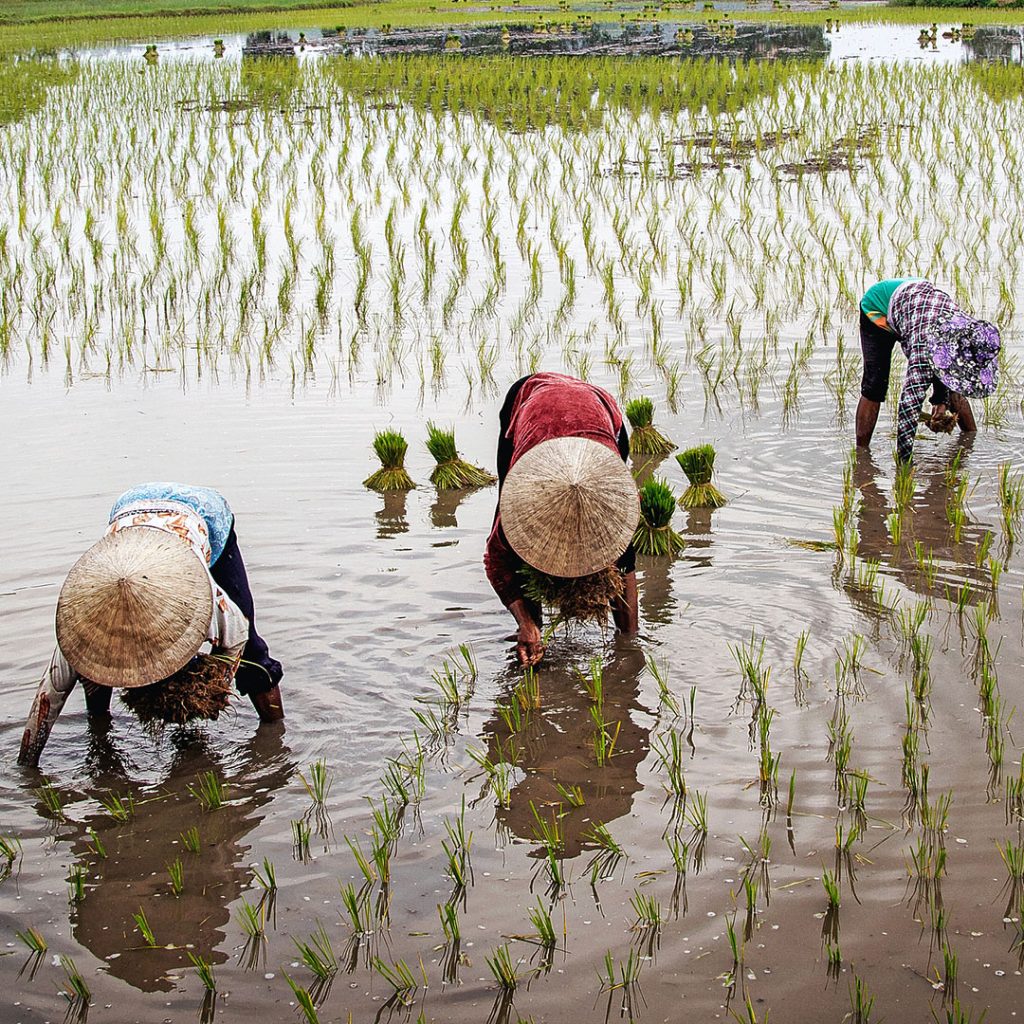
(500, 437, 639, 578)
(55, 528, 213, 687)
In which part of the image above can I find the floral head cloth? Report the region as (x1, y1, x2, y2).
(928, 315, 1001, 399)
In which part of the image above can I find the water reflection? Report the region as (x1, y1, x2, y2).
(376, 491, 410, 539)
(56, 727, 293, 993)
(965, 26, 1024, 63)
(851, 445, 992, 605)
(0, 56, 78, 127)
(239, 22, 828, 60)
(429, 487, 480, 530)
(638, 556, 677, 627)
(479, 644, 650, 859)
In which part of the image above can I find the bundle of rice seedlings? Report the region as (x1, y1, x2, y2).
(364, 430, 416, 491)
(921, 408, 958, 434)
(519, 565, 625, 626)
(625, 397, 676, 458)
(119, 655, 233, 726)
(676, 444, 726, 508)
(633, 478, 685, 556)
(425, 422, 497, 490)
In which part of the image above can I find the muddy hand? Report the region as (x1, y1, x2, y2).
(927, 406, 957, 434)
(516, 622, 545, 667)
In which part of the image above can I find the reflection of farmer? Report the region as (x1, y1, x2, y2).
(481, 645, 649, 858)
(64, 728, 293, 992)
(18, 483, 284, 767)
(484, 374, 640, 667)
(852, 446, 991, 599)
(855, 279, 1000, 463)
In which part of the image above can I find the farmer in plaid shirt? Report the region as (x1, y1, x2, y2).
(855, 279, 1001, 463)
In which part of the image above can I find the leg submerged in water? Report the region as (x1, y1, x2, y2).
(209, 523, 284, 721)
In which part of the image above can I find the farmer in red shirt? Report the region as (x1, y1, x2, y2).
(484, 373, 640, 667)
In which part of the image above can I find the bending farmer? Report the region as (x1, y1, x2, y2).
(855, 278, 1001, 463)
(18, 483, 284, 767)
(484, 373, 640, 667)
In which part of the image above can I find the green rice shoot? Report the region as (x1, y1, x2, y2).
(425, 421, 496, 489)
(626, 397, 676, 458)
(364, 430, 416, 492)
(676, 444, 727, 509)
(633, 477, 685, 556)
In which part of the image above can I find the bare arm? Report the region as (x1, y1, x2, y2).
(508, 597, 544, 668)
(18, 649, 79, 767)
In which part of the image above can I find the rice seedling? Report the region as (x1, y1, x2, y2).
(467, 746, 514, 809)
(60, 955, 91, 1009)
(591, 706, 621, 767)
(35, 780, 64, 820)
(294, 922, 338, 982)
(555, 781, 584, 807)
(285, 973, 322, 1024)
(181, 826, 202, 854)
(438, 898, 461, 945)
(442, 797, 474, 892)
(181, 950, 215, 997)
(0, 835, 21, 883)
(13, 919, 44, 983)
(849, 972, 876, 1023)
(372, 955, 420, 1002)
(300, 758, 332, 806)
(633, 477, 685, 556)
(167, 856, 184, 897)
(133, 906, 157, 946)
(630, 889, 662, 931)
(486, 943, 525, 992)
(998, 840, 1024, 917)
(653, 728, 687, 806)
(676, 444, 726, 508)
(292, 819, 312, 862)
(339, 880, 372, 937)
(67, 864, 86, 904)
(253, 856, 277, 893)
(188, 771, 225, 811)
(998, 462, 1024, 543)
(599, 946, 644, 1019)
(515, 669, 541, 712)
(425, 422, 496, 489)
(625, 397, 676, 457)
(933, 998, 988, 1024)
(731, 631, 770, 710)
(100, 791, 136, 822)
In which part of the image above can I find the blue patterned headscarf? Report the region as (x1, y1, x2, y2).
(928, 315, 1001, 398)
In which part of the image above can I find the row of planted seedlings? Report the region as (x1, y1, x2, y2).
(823, 446, 1024, 1005)
(5, 459, 1022, 1021)
(0, 56, 1022, 422)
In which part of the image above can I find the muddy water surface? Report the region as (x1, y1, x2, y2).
(2, 30, 1024, 1024)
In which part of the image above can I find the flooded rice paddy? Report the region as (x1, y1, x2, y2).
(1, 18, 1024, 1024)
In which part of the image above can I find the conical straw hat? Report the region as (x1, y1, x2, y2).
(500, 437, 639, 578)
(55, 528, 213, 688)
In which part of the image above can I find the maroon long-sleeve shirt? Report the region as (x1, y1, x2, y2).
(484, 373, 629, 607)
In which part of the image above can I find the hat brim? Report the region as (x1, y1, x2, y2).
(500, 437, 639, 578)
(56, 528, 213, 688)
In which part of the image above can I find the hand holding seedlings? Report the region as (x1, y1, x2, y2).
(925, 405, 958, 433)
(484, 374, 639, 667)
(854, 278, 997, 463)
(17, 483, 283, 767)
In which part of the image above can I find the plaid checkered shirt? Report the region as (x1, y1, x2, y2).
(888, 281, 959, 463)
